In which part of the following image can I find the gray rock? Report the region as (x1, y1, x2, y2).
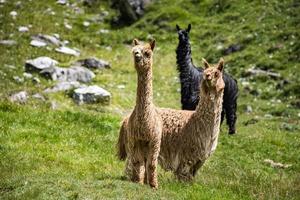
(114, 0, 152, 25)
(25, 56, 58, 72)
(55, 46, 80, 56)
(40, 66, 95, 83)
(0, 40, 17, 46)
(44, 81, 83, 93)
(9, 91, 28, 104)
(243, 67, 281, 80)
(76, 57, 110, 70)
(18, 26, 29, 32)
(13, 76, 24, 83)
(31, 34, 62, 46)
(57, 0, 67, 5)
(23, 72, 33, 79)
(73, 85, 111, 105)
(30, 39, 47, 47)
(246, 105, 253, 113)
(32, 93, 45, 101)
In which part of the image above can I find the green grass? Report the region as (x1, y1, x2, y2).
(0, 0, 299, 199)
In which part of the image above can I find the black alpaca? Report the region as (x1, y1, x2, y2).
(176, 24, 239, 134)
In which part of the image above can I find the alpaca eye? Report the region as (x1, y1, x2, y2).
(215, 72, 219, 77)
(144, 51, 150, 57)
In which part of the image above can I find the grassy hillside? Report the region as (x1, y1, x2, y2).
(0, 0, 299, 199)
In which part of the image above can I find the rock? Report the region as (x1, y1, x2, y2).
(23, 72, 33, 79)
(44, 81, 82, 93)
(83, 21, 90, 27)
(32, 93, 45, 101)
(9, 91, 28, 104)
(246, 105, 253, 113)
(25, 56, 58, 72)
(13, 76, 24, 83)
(73, 85, 111, 105)
(76, 57, 110, 69)
(10, 11, 17, 18)
(18, 26, 29, 32)
(51, 101, 59, 110)
(117, 84, 125, 89)
(264, 159, 292, 169)
(113, 0, 152, 25)
(223, 44, 243, 55)
(243, 67, 281, 80)
(55, 46, 80, 56)
(64, 23, 72, 30)
(0, 40, 17, 46)
(30, 39, 47, 47)
(40, 66, 95, 83)
(57, 0, 67, 5)
(98, 29, 109, 34)
(31, 34, 62, 46)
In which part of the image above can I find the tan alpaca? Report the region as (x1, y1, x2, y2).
(158, 58, 225, 181)
(118, 58, 225, 182)
(117, 39, 162, 188)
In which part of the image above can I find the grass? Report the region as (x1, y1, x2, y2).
(0, 0, 299, 199)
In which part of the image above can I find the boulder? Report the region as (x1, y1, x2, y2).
(9, 91, 28, 104)
(76, 57, 111, 69)
(44, 81, 83, 93)
(40, 66, 95, 83)
(113, 0, 152, 25)
(73, 85, 111, 105)
(30, 40, 47, 47)
(31, 34, 62, 46)
(25, 56, 58, 72)
(0, 40, 17, 46)
(55, 46, 80, 56)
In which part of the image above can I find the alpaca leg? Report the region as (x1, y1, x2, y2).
(221, 109, 225, 124)
(146, 140, 160, 189)
(225, 101, 237, 134)
(130, 143, 145, 184)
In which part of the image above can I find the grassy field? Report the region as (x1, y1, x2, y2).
(0, 0, 299, 199)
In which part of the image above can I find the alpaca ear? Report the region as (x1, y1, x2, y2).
(133, 39, 140, 46)
(202, 58, 210, 69)
(186, 24, 191, 33)
(216, 78, 225, 93)
(176, 24, 180, 31)
(150, 39, 156, 51)
(217, 58, 224, 72)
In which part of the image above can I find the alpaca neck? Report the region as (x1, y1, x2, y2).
(135, 66, 153, 115)
(192, 86, 224, 156)
(176, 39, 193, 71)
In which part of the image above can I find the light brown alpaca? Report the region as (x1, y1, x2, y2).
(117, 39, 162, 188)
(118, 58, 225, 182)
(158, 58, 225, 181)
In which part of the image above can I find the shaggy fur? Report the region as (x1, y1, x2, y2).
(119, 58, 225, 182)
(117, 39, 162, 189)
(176, 24, 238, 134)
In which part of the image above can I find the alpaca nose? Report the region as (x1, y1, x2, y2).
(206, 74, 212, 80)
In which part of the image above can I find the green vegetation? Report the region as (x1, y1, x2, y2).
(0, 0, 299, 199)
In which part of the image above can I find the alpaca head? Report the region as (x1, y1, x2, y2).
(176, 24, 191, 43)
(201, 58, 225, 94)
(132, 39, 155, 72)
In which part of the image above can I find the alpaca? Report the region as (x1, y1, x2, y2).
(117, 39, 162, 189)
(119, 58, 225, 181)
(176, 24, 239, 134)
